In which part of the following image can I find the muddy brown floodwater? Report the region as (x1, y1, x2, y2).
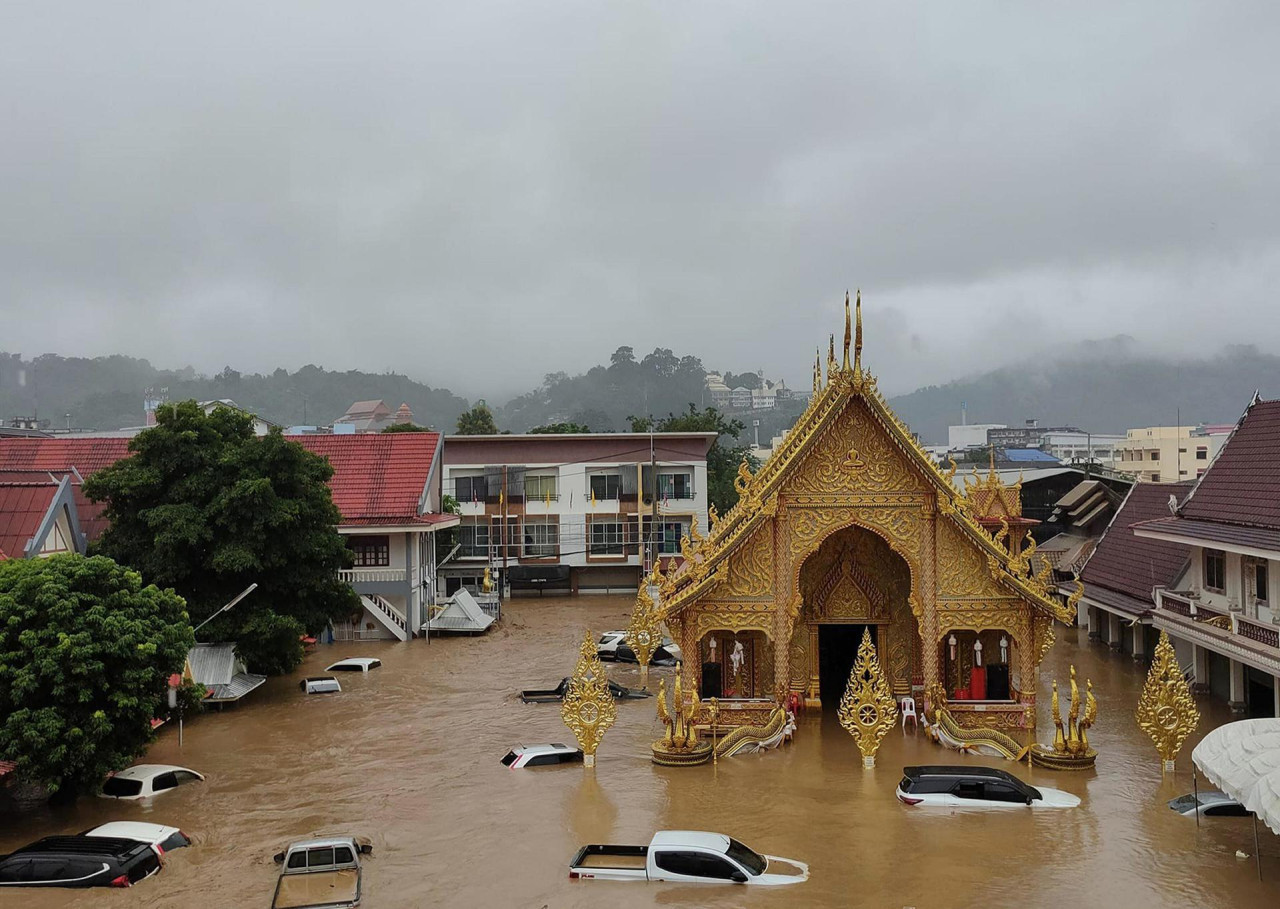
(2, 595, 1277, 908)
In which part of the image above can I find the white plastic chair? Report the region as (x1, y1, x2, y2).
(900, 696, 918, 732)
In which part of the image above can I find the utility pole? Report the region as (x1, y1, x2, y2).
(649, 429, 658, 575)
(501, 465, 509, 598)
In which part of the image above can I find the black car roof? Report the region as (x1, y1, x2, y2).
(8, 836, 149, 858)
(903, 765, 1023, 783)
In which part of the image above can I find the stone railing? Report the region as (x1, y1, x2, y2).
(338, 567, 408, 585)
(1236, 614, 1280, 650)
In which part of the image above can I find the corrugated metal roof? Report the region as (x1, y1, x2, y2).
(426, 589, 495, 633)
(206, 672, 266, 703)
(187, 643, 237, 686)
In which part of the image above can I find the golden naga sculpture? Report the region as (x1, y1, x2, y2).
(1136, 631, 1200, 771)
(481, 566, 494, 593)
(561, 630, 618, 768)
(624, 572, 663, 688)
(838, 628, 898, 769)
(923, 683, 1028, 761)
(1030, 665, 1098, 770)
(652, 674, 712, 766)
(714, 705, 791, 758)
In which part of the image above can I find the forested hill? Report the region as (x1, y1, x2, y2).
(6, 341, 1280, 440)
(0, 353, 470, 431)
(888, 342, 1280, 444)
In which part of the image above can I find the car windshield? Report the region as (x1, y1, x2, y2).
(500, 751, 519, 766)
(102, 777, 144, 797)
(725, 838, 767, 876)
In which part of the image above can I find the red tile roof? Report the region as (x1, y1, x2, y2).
(0, 481, 63, 560)
(0, 433, 443, 529)
(1079, 481, 1193, 616)
(292, 433, 441, 524)
(1179, 398, 1280, 530)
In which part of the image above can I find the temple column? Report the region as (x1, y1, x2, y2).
(1229, 659, 1247, 714)
(919, 505, 939, 709)
(1192, 644, 1210, 693)
(1132, 623, 1148, 661)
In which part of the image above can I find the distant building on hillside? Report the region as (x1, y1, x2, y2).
(334, 399, 415, 434)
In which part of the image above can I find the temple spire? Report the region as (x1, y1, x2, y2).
(827, 334, 836, 383)
(853, 289, 863, 376)
(842, 290, 852, 372)
(813, 348, 821, 393)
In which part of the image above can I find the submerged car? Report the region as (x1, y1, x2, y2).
(896, 765, 1080, 809)
(501, 743, 584, 769)
(326, 658, 382, 673)
(596, 632, 628, 661)
(520, 677, 652, 703)
(99, 765, 205, 801)
(0, 836, 162, 888)
(301, 676, 342, 694)
(614, 636, 683, 665)
(83, 823, 191, 852)
(1168, 790, 1251, 818)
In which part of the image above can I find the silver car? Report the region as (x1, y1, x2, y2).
(1168, 790, 1250, 818)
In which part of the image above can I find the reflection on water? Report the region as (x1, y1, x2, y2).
(1, 596, 1276, 908)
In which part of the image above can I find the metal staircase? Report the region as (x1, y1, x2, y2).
(361, 594, 409, 641)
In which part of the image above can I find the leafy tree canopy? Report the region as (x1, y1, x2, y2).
(456, 400, 499, 435)
(0, 555, 193, 798)
(628, 405, 758, 513)
(381, 422, 433, 433)
(528, 421, 593, 434)
(83, 401, 358, 673)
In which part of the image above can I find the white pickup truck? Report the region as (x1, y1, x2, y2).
(270, 837, 371, 909)
(568, 831, 807, 886)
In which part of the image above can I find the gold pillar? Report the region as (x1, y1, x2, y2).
(919, 506, 940, 706)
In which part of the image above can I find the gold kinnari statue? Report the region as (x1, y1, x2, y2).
(651, 674, 712, 766)
(561, 630, 618, 768)
(1136, 631, 1199, 771)
(838, 628, 898, 769)
(1030, 665, 1098, 770)
(625, 570, 663, 689)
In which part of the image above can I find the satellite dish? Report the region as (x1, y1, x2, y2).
(1168, 494, 1178, 515)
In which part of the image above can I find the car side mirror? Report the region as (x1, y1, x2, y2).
(730, 871, 748, 884)
(273, 851, 286, 863)
(1025, 797, 1034, 806)
(359, 844, 373, 855)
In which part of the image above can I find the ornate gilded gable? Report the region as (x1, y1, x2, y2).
(787, 397, 929, 497)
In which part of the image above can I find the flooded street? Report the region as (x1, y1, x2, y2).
(2, 594, 1276, 908)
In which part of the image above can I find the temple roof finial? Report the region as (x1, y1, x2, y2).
(827, 334, 836, 383)
(813, 348, 821, 393)
(854, 289, 863, 376)
(842, 290, 852, 372)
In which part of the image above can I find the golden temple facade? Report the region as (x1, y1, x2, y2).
(656, 293, 1077, 735)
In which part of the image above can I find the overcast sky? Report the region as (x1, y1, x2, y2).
(2, 3, 1277, 399)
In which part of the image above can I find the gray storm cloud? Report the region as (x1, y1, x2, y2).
(1, 2, 1276, 398)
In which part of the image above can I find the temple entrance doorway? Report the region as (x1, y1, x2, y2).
(818, 623, 872, 708)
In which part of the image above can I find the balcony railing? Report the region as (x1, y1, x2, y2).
(1237, 614, 1280, 649)
(1157, 588, 1280, 653)
(339, 567, 408, 584)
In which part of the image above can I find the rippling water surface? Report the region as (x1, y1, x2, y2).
(2, 595, 1276, 908)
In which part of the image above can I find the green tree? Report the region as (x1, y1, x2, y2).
(84, 401, 358, 674)
(0, 555, 193, 799)
(628, 405, 758, 513)
(528, 421, 592, 434)
(456, 400, 499, 434)
(381, 422, 433, 433)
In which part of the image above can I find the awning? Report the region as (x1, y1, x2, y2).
(1192, 718, 1280, 835)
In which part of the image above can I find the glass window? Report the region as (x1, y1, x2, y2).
(523, 518, 559, 558)
(1204, 549, 1226, 591)
(349, 536, 390, 567)
(953, 780, 984, 800)
(725, 838, 766, 875)
(102, 777, 144, 797)
(454, 475, 487, 502)
(589, 474, 621, 501)
(1150, 451, 1159, 461)
(659, 521, 685, 555)
(287, 851, 308, 869)
(174, 771, 201, 784)
(654, 851, 737, 879)
(659, 472, 693, 500)
(525, 475, 558, 500)
(307, 848, 336, 869)
(1196, 448, 1208, 460)
(983, 783, 1028, 804)
(589, 521, 624, 555)
(1205, 803, 1250, 817)
(333, 847, 355, 864)
(1255, 563, 1269, 603)
(151, 772, 178, 791)
(458, 520, 491, 558)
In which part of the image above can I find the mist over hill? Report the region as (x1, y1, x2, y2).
(887, 340, 1280, 444)
(4, 340, 1279, 442)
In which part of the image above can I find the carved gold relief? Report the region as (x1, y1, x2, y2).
(1136, 631, 1199, 769)
(838, 628, 898, 768)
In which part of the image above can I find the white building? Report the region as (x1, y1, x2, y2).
(1114, 424, 1232, 483)
(947, 423, 1005, 451)
(440, 432, 714, 596)
(1039, 429, 1125, 466)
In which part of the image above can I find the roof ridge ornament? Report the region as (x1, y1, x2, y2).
(842, 290, 852, 373)
(854, 289, 863, 378)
